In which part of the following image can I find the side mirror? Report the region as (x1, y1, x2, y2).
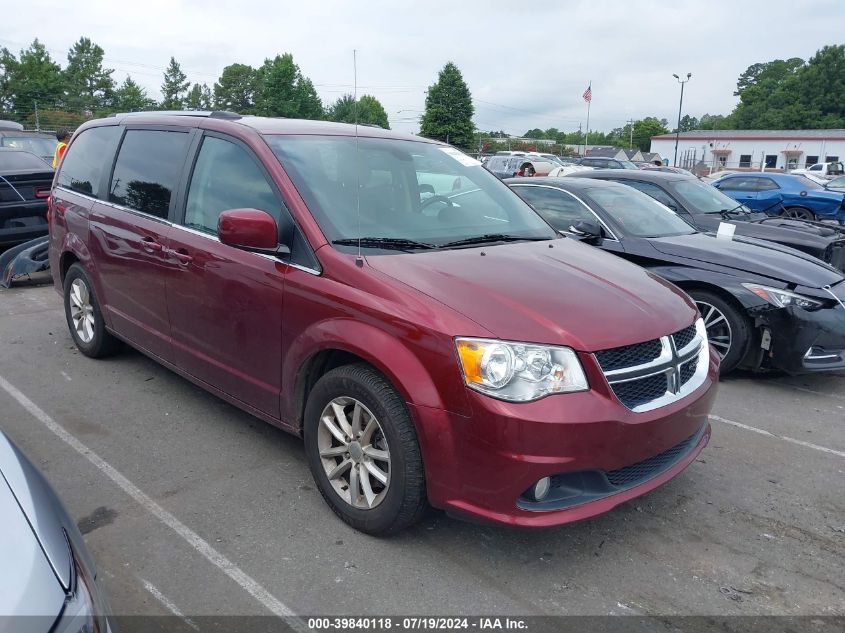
(419, 184, 435, 195)
(568, 220, 602, 240)
(667, 203, 679, 212)
(218, 208, 290, 257)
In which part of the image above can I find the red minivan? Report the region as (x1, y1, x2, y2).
(49, 113, 718, 534)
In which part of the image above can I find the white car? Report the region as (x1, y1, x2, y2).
(791, 161, 844, 181)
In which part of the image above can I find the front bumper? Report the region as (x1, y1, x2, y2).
(410, 351, 718, 527)
(762, 303, 845, 373)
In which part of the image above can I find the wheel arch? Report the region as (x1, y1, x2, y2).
(285, 321, 469, 434)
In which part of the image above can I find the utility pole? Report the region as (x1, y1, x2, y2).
(672, 73, 692, 167)
(626, 119, 634, 149)
(34, 101, 40, 132)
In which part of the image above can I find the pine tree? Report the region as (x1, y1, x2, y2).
(64, 37, 115, 113)
(420, 62, 475, 149)
(160, 57, 189, 110)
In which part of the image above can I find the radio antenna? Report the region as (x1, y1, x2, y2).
(354, 49, 363, 267)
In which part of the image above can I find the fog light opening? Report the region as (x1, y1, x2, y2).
(531, 477, 551, 501)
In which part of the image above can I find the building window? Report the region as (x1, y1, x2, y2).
(825, 155, 839, 162)
(764, 155, 777, 169)
(739, 154, 752, 167)
(805, 155, 819, 167)
(786, 157, 799, 170)
(717, 156, 727, 166)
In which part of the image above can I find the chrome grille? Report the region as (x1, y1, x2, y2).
(594, 339, 662, 372)
(672, 325, 697, 351)
(596, 319, 708, 413)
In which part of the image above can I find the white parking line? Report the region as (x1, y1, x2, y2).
(140, 578, 199, 630)
(712, 414, 845, 459)
(0, 375, 307, 631)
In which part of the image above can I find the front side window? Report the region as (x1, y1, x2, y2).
(717, 177, 756, 192)
(109, 130, 190, 218)
(185, 136, 280, 235)
(266, 135, 555, 248)
(511, 185, 596, 231)
(583, 186, 695, 238)
(57, 126, 121, 197)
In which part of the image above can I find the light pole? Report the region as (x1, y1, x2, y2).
(673, 73, 691, 167)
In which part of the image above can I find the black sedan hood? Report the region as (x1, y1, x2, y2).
(693, 214, 845, 253)
(648, 233, 844, 288)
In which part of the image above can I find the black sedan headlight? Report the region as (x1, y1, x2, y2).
(742, 283, 824, 310)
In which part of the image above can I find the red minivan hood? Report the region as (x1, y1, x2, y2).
(366, 239, 697, 352)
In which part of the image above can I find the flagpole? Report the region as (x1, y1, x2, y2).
(584, 80, 591, 157)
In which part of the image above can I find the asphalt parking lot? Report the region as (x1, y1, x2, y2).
(1, 280, 843, 623)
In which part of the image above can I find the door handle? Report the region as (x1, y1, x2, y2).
(172, 248, 193, 264)
(140, 237, 163, 252)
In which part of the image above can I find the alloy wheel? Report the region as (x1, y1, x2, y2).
(317, 397, 391, 510)
(696, 300, 732, 360)
(782, 207, 814, 220)
(69, 278, 96, 344)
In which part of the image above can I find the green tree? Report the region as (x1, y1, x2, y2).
(326, 94, 389, 128)
(419, 62, 475, 149)
(6, 39, 64, 118)
(678, 114, 699, 132)
(185, 83, 213, 110)
(112, 76, 156, 112)
(253, 53, 322, 119)
(0, 47, 17, 113)
(632, 117, 668, 151)
(213, 63, 257, 113)
(523, 128, 544, 139)
(160, 56, 189, 110)
(63, 37, 114, 112)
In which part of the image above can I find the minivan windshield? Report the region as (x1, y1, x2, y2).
(584, 186, 696, 238)
(670, 178, 752, 214)
(265, 135, 556, 249)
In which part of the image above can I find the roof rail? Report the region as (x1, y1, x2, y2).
(106, 110, 242, 120)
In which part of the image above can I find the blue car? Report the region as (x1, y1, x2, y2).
(713, 172, 845, 223)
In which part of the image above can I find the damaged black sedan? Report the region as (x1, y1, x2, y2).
(508, 177, 845, 374)
(569, 169, 845, 273)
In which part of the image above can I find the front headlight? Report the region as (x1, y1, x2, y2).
(455, 338, 588, 402)
(742, 283, 823, 310)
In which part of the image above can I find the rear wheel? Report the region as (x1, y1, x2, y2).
(688, 290, 750, 374)
(303, 364, 426, 535)
(63, 263, 121, 358)
(780, 206, 815, 221)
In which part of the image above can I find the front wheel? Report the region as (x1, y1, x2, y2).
(780, 206, 815, 221)
(689, 290, 750, 374)
(303, 364, 426, 535)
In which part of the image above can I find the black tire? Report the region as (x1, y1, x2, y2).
(303, 363, 426, 535)
(688, 290, 750, 374)
(63, 263, 121, 358)
(780, 206, 815, 221)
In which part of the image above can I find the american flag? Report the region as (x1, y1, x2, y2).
(583, 85, 592, 103)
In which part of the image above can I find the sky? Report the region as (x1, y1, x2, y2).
(2, 0, 843, 137)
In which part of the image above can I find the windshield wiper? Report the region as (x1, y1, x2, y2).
(718, 203, 749, 220)
(332, 237, 438, 251)
(438, 234, 550, 248)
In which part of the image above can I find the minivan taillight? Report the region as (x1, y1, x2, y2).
(34, 187, 50, 198)
(46, 195, 52, 230)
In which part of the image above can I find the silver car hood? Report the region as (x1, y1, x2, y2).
(0, 475, 66, 620)
(0, 431, 73, 589)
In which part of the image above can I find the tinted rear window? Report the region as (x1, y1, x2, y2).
(109, 130, 190, 218)
(0, 151, 50, 171)
(57, 126, 121, 197)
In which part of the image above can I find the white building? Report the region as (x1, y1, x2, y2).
(649, 129, 845, 171)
